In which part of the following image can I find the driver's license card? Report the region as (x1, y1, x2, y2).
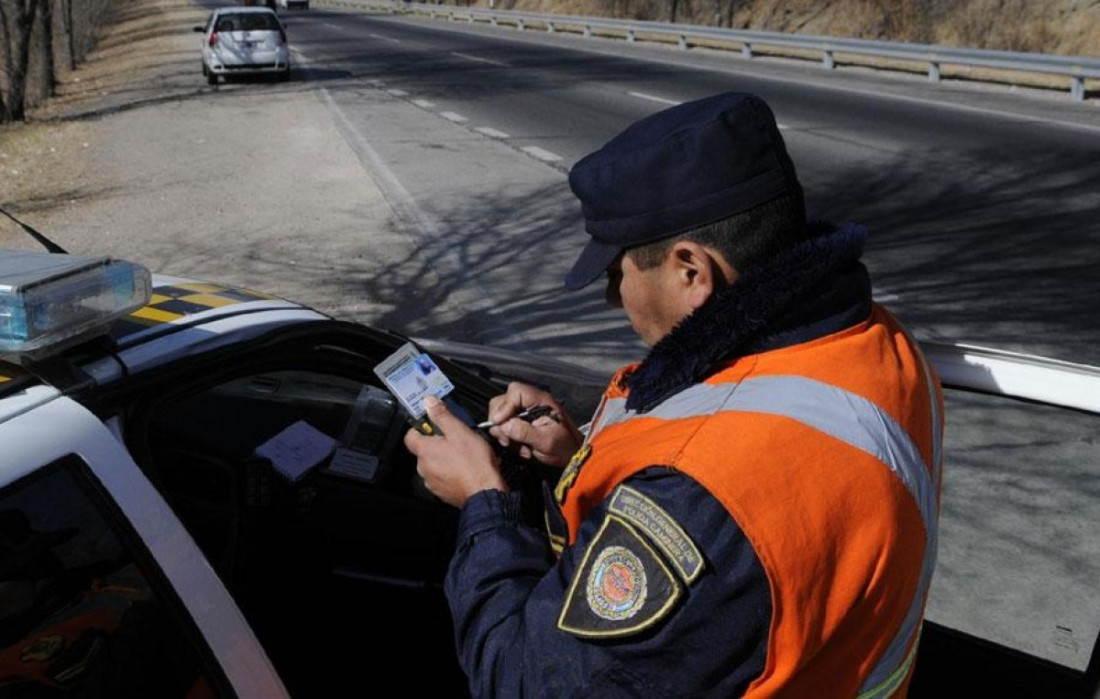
(373, 342, 454, 420)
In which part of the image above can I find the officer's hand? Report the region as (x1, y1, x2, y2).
(404, 396, 507, 508)
(487, 382, 583, 468)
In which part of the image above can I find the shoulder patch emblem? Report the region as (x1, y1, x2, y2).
(558, 515, 682, 638)
(608, 485, 704, 584)
(587, 545, 647, 620)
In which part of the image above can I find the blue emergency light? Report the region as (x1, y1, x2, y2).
(0, 250, 152, 361)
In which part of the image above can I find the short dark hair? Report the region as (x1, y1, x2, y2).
(626, 192, 808, 272)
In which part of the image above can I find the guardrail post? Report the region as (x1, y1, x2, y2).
(928, 61, 941, 82)
(517, 18, 525, 31)
(547, 21, 555, 33)
(678, 34, 687, 51)
(584, 23, 591, 38)
(822, 49, 835, 70)
(742, 42, 753, 58)
(1071, 76, 1085, 101)
(627, 28, 635, 43)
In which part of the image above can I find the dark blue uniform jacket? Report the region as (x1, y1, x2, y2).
(446, 224, 872, 697)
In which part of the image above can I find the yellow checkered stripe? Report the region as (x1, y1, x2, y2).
(0, 353, 28, 384)
(109, 282, 278, 341)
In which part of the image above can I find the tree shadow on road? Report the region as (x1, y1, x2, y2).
(804, 144, 1100, 365)
(304, 140, 1100, 371)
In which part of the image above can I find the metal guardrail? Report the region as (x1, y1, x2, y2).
(325, 0, 1100, 102)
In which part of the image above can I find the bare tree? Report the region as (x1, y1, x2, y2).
(1, 0, 118, 122)
(0, 1, 9, 121)
(0, 0, 41, 122)
(60, 0, 72, 70)
(38, 0, 53, 95)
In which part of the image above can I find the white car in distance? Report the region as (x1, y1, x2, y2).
(195, 7, 290, 86)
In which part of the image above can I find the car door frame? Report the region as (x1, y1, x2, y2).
(915, 341, 1100, 697)
(0, 395, 289, 698)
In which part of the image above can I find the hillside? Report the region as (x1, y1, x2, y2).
(491, 0, 1100, 56)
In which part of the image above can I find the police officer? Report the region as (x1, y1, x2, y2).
(405, 91, 944, 697)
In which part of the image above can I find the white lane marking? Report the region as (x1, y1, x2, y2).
(441, 111, 468, 123)
(413, 99, 435, 109)
(777, 123, 790, 130)
(873, 289, 901, 302)
(475, 127, 511, 139)
(369, 33, 402, 43)
(315, 88, 538, 350)
(386, 89, 408, 97)
(521, 146, 563, 163)
(628, 91, 681, 106)
(451, 51, 509, 67)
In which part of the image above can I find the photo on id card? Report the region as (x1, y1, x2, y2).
(373, 342, 454, 424)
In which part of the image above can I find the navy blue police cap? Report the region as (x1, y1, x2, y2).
(564, 91, 803, 290)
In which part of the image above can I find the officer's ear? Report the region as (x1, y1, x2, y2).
(668, 241, 737, 310)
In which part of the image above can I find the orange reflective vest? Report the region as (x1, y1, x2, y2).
(555, 304, 944, 697)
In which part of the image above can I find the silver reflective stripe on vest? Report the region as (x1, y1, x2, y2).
(597, 376, 937, 528)
(593, 373, 940, 695)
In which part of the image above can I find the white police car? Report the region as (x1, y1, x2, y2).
(1, 249, 1098, 697)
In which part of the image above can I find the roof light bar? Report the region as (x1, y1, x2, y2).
(0, 250, 152, 362)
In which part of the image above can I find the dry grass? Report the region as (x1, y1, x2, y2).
(0, 0, 204, 247)
(0, 121, 93, 212)
(472, 0, 1100, 56)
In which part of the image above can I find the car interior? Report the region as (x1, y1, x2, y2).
(110, 323, 550, 696)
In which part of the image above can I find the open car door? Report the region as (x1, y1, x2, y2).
(913, 343, 1100, 697)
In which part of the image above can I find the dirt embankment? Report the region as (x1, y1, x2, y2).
(495, 0, 1100, 56)
(0, 0, 206, 246)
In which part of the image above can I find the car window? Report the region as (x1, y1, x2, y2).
(925, 387, 1100, 674)
(124, 362, 470, 696)
(0, 456, 226, 697)
(215, 13, 280, 33)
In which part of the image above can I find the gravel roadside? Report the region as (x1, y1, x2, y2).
(0, 0, 432, 332)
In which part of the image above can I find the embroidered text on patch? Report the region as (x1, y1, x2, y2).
(609, 485, 703, 583)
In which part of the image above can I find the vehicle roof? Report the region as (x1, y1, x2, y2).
(212, 6, 279, 15)
(0, 273, 321, 404)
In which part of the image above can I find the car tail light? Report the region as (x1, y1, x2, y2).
(208, 32, 218, 48)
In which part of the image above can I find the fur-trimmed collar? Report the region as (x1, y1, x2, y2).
(625, 222, 872, 412)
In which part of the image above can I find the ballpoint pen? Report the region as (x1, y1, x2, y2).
(476, 405, 553, 430)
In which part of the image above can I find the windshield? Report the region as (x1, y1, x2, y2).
(215, 13, 280, 32)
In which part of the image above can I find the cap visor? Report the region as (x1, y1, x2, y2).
(564, 239, 622, 291)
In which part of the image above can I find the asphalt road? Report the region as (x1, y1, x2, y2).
(264, 4, 1100, 376)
